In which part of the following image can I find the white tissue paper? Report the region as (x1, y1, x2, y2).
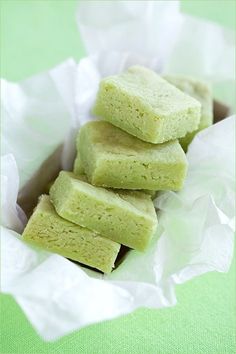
(77, 0, 235, 109)
(1, 0, 235, 341)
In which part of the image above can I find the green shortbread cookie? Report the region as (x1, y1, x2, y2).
(73, 149, 157, 199)
(22, 195, 120, 273)
(143, 190, 157, 199)
(73, 153, 84, 175)
(164, 75, 213, 151)
(50, 171, 157, 251)
(76, 121, 188, 191)
(93, 65, 201, 144)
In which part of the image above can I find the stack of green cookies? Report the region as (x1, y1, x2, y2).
(22, 66, 213, 273)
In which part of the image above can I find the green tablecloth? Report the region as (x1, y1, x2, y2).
(0, 1, 235, 353)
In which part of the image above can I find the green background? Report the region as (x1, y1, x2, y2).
(0, 1, 235, 353)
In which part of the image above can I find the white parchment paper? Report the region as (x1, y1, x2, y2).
(1, 0, 235, 341)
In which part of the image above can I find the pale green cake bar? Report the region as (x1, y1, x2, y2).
(76, 121, 188, 191)
(164, 75, 213, 151)
(74, 150, 157, 199)
(50, 171, 157, 251)
(74, 153, 84, 175)
(22, 195, 120, 273)
(93, 65, 201, 144)
(143, 190, 157, 199)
